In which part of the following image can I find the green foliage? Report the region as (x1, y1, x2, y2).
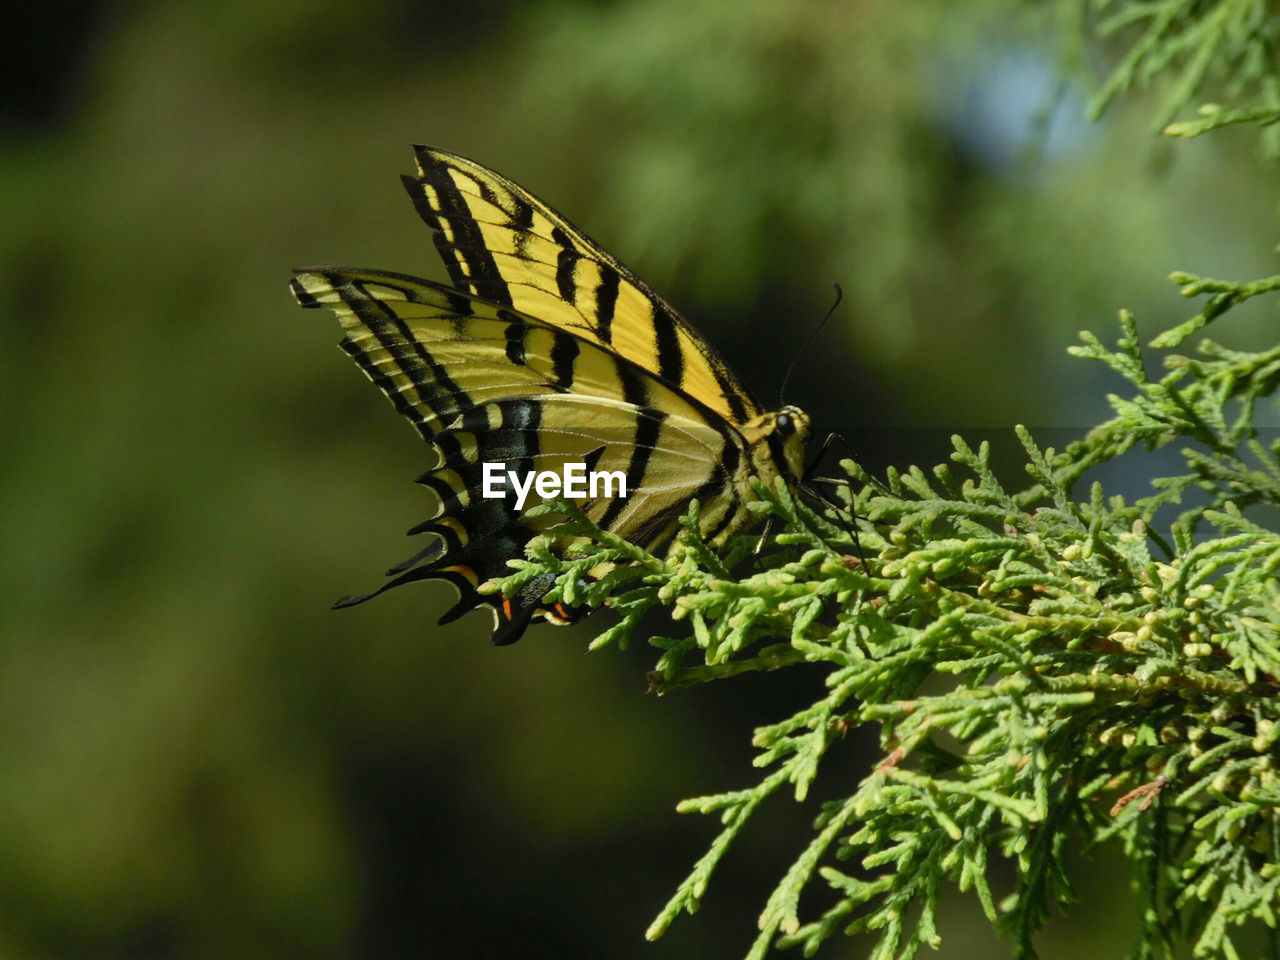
(1088, 0, 1280, 155)
(492, 8, 1280, 947)
(498, 289, 1280, 958)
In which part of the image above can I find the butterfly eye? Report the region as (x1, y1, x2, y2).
(777, 412, 794, 435)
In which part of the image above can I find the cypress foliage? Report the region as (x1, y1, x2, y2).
(495, 4, 1280, 955)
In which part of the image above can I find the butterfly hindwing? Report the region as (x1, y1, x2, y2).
(292, 267, 754, 640)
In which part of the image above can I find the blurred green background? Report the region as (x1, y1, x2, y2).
(2, 1, 1275, 957)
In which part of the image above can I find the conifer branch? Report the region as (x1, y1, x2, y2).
(1087, 0, 1280, 155)
(486, 5, 1280, 954)
(492, 256, 1280, 960)
(497, 292, 1280, 956)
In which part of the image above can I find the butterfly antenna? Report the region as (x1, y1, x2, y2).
(779, 282, 843, 408)
(799, 431, 880, 569)
(797, 480, 869, 569)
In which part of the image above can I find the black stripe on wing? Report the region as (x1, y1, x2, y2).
(401, 169, 515, 307)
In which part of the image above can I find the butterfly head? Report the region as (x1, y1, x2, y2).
(745, 404, 811, 484)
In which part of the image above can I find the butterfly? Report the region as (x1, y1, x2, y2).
(291, 147, 811, 644)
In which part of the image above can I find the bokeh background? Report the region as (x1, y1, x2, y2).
(2, 2, 1276, 957)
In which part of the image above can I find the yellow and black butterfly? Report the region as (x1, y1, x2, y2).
(291, 147, 811, 644)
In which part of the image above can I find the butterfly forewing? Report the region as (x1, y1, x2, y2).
(402, 147, 760, 425)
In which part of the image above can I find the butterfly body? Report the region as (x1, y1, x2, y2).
(292, 148, 810, 643)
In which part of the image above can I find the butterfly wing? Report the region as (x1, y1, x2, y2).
(292, 268, 753, 643)
(400, 146, 762, 426)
